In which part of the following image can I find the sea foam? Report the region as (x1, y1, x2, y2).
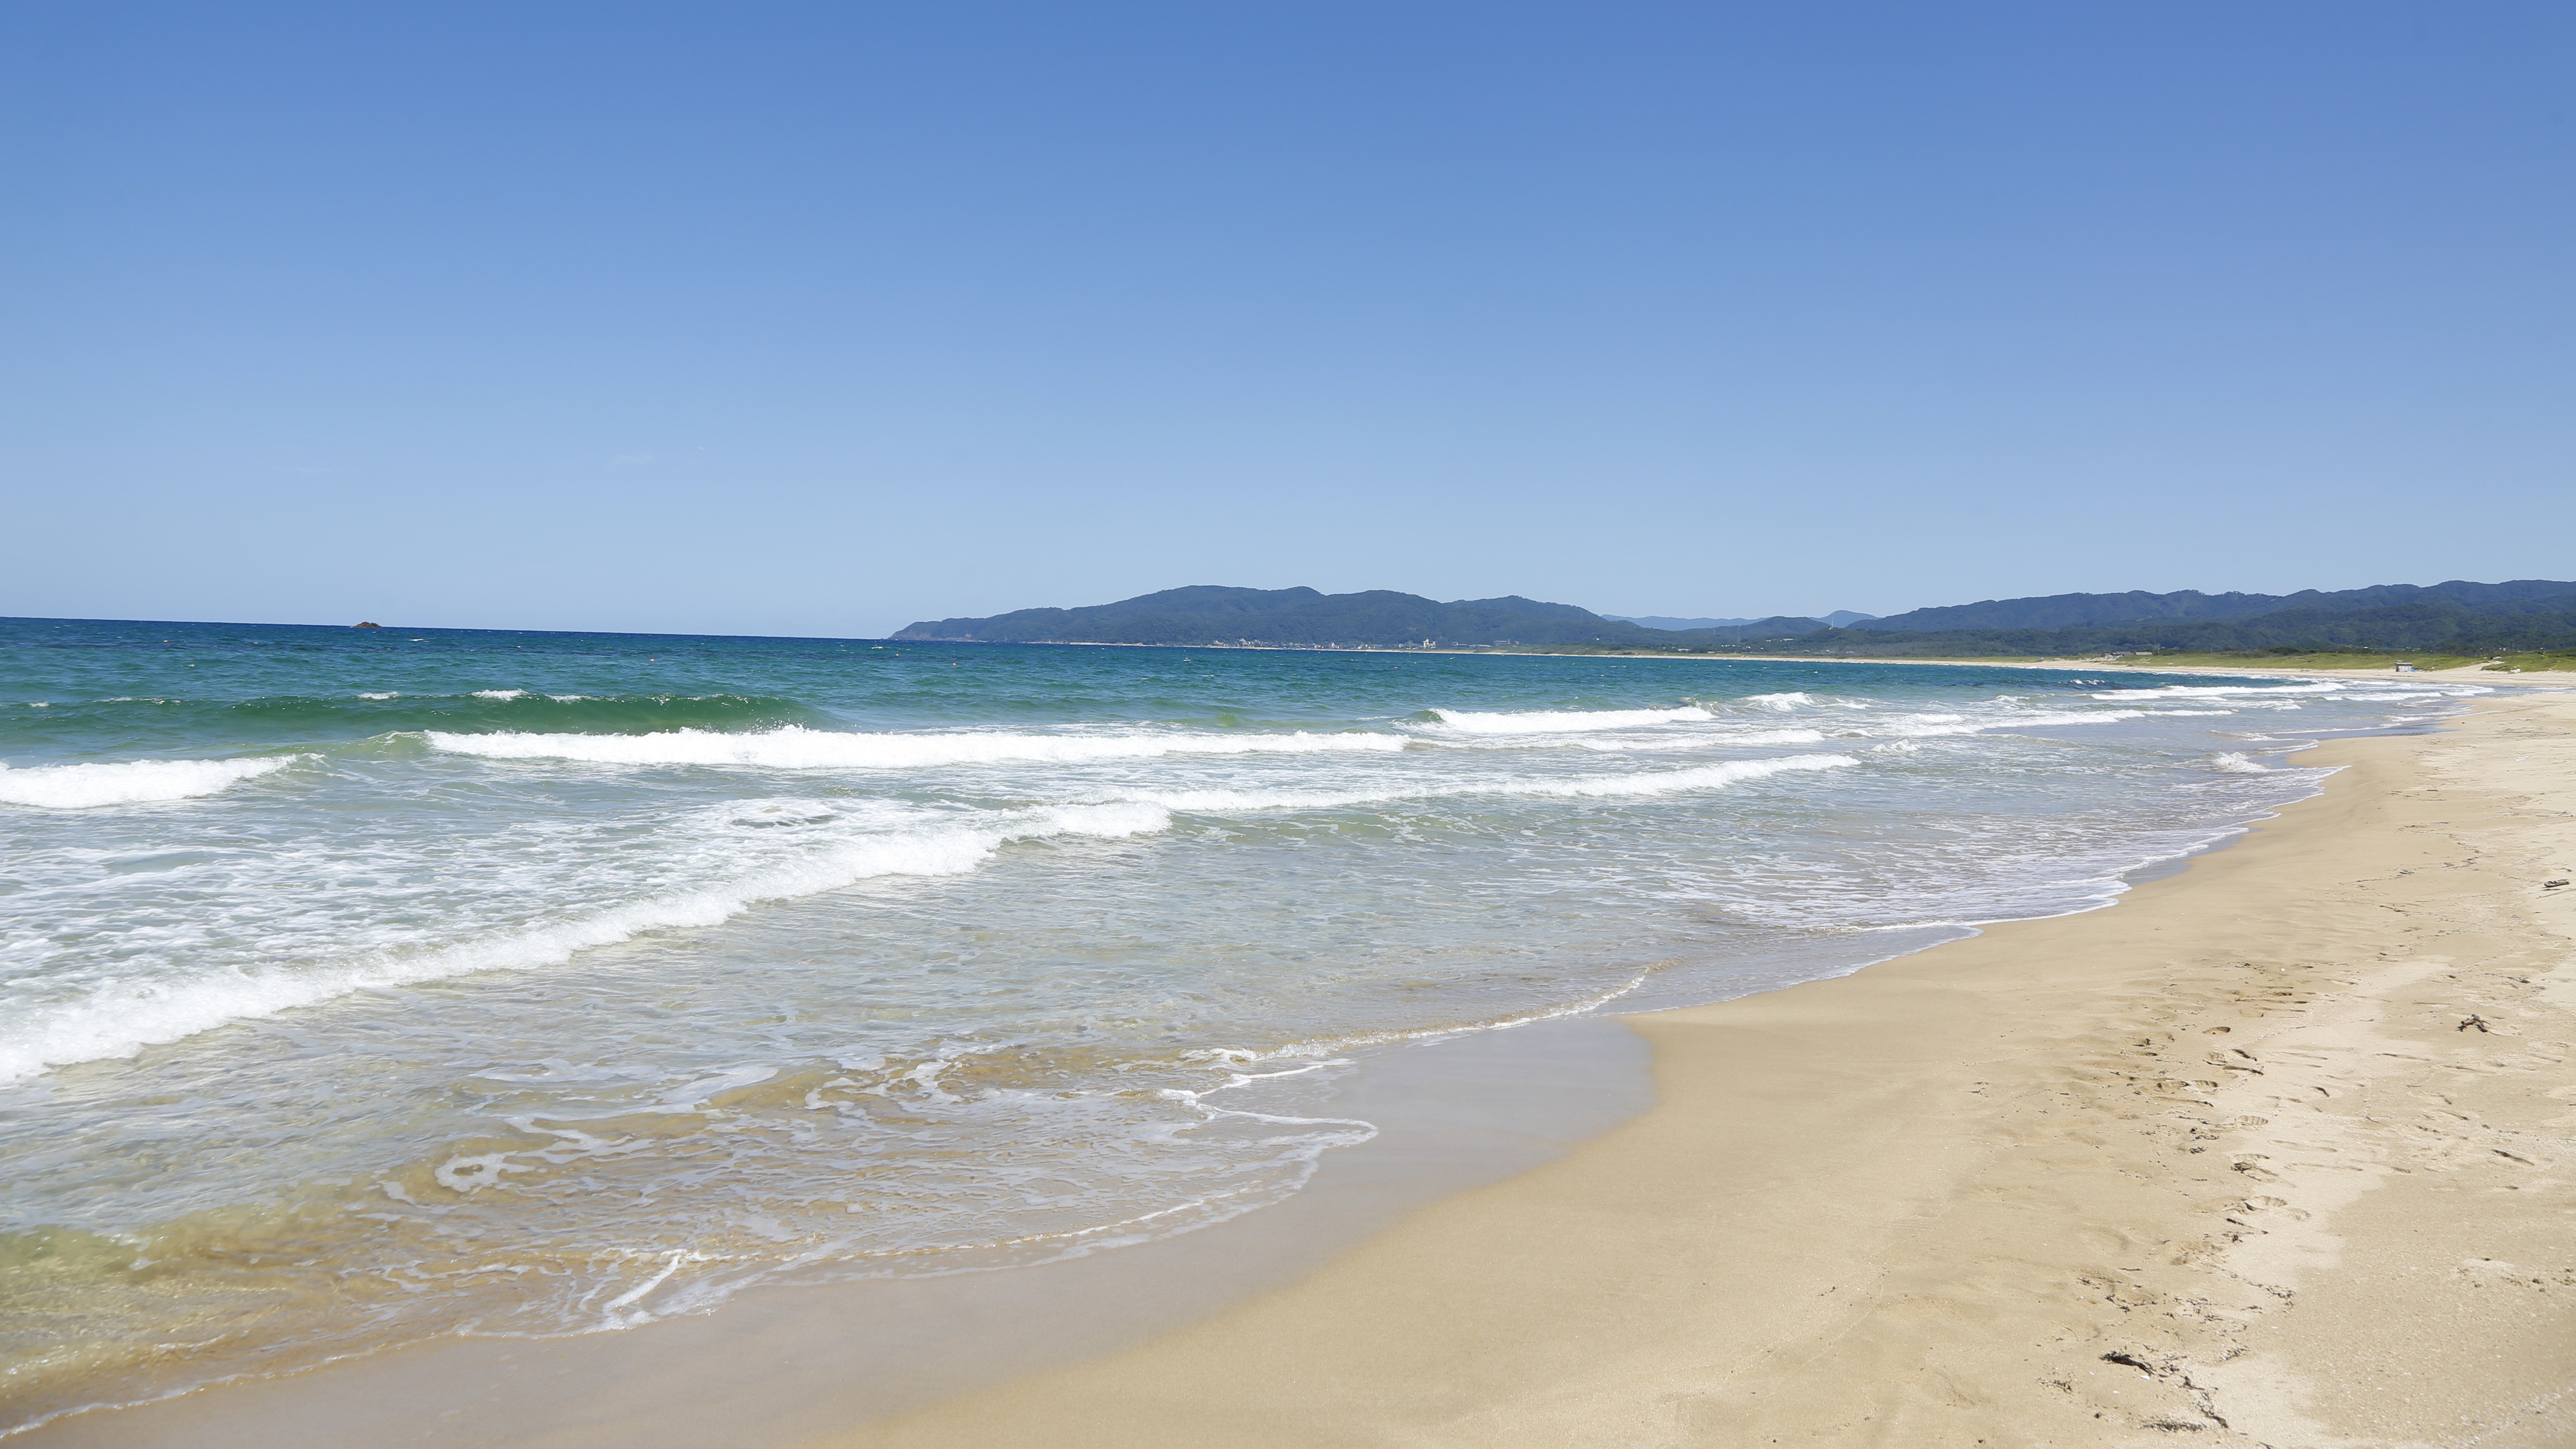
(1507, 754, 1857, 797)
(1572, 728, 1830, 750)
(0, 802, 1169, 1082)
(0, 756, 296, 809)
(1427, 706, 1714, 733)
(2090, 682, 2349, 700)
(1876, 709, 2148, 737)
(425, 726, 1408, 769)
(1119, 752, 1859, 814)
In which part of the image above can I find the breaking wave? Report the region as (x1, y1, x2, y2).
(1426, 705, 1715, 733)
(2092, 682, 2350, 700)
(425, 726, 1409, 769)
(0, 756, 298, 809)
(0, 803, 1169, 1082)
(1118, 752, 1859, 814)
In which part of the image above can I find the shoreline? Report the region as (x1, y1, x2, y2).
(809, 692, 2574, 1446)
(939, 636, 2513, 685)
(9, 767, 2317, 1447)
(17, 695, 2566, 1446)
(11, 1020, 1661, 1448)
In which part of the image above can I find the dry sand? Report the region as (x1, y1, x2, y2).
(19, 691, 2569, 1449)
(813, 692, 2576, 1448)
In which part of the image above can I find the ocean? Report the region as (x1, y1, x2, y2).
(0, 616, 2489, 1430)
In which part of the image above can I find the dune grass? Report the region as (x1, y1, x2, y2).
(2479, 651, 2576, 674)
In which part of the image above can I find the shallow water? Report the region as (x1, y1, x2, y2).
(0, 618, 2486, 1429)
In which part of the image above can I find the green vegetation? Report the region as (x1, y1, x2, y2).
(1740, 599, 2576, 662)
(2109, 650, 2486, 672)
(2481, 651, 2576, 673)
(1864, 579, 2576, 633)
(1500, 641, 1746, 657)
(894, 586, 1824, 649)
(896, 580, 2576, 660)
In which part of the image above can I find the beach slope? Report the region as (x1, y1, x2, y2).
(823, 694, 2576, 1448)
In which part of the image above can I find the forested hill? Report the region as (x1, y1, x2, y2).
(1785, 579, 2576, 658)
(894, 579, 2576, 658)
(1866, 579, 2576, 633)
(892, 586, 1824, 648)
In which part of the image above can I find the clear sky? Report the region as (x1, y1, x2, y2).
(4, 3, 2568, 637)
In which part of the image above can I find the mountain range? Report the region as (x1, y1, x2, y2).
(1827, 579, 2576, 657)
(892, 580, 2576, 657)
(893, 586, 1819, 648)
(1608, 611, 1878, 630)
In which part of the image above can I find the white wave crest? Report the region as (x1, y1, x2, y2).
(473, 689, 531, 700)
(2091, 683, 2347, 700)
(1869, 709, 2144, 738)
(1123, 753, 1858, 814)
(425, 726, 1408, 769)
(1741, 692, 1813, 711)
(0, 756, 297, 809)
(2338, 689, 2490, 702)
(2006, 709, 2148, 728)
(0, 803, 1169, 1081)
(1574, 728, 1829, 751)
(1511, 754, 1857, 797)
(1427, 706, 1714, 734)
(2209, 752, 2271, 774)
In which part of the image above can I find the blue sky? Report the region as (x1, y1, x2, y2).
(4, 3, 2568, 636)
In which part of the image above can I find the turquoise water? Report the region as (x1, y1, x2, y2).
(0, 617, 2487, 1427)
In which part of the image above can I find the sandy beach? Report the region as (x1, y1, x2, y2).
(17, 689, 2569, 1448)
(14, 3, 2567, 1441)
(804, 691, 2576, 1447)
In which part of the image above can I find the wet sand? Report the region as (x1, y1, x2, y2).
(812, 692, 2576, 1447)
(21, 694, 2570, 1447)
(12, 1017, 1654, 1447)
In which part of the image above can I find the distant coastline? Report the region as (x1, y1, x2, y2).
(993, 636, 2551, 679)
(896, 577, 2576, 666)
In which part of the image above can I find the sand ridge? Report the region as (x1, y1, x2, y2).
(818, 694, 2576, 1447)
